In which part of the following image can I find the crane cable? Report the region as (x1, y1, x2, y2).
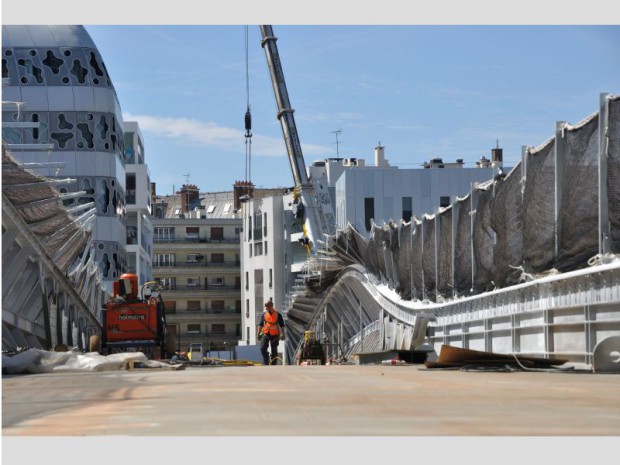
(244, 25, 252, 184)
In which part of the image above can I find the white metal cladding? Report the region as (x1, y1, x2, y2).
(304, 261, 620, 364)
(427, 261, 620, 363)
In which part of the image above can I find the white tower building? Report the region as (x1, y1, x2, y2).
(2, 25, 128, 291)
(123, 121, 153, 285)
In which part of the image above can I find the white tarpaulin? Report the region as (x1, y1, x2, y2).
(2, 349, 181, 374)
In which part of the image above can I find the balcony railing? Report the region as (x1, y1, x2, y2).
(154, 237, 241, 244)
(178, 331, 240, 339)
(162, 285, 241, 292)
(153, 261, 240, 268)
(168, 307, 242, 315)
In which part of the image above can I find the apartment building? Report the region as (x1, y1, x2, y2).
(239, 192, 297, 347)
(152, 185, 243, 353)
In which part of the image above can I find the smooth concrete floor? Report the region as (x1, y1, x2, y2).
(2, 364, 620, 436)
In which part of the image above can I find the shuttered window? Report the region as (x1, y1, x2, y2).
(187, 301, 201, 311)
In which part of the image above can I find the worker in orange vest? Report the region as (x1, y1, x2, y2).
(257, 300, 285, 365)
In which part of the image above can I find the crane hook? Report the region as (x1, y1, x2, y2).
(245, 105, 252, 137)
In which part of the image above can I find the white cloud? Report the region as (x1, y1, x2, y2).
(123, 113, 331, 157)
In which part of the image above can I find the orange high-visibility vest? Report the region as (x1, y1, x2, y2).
(262, 310, 280, 336)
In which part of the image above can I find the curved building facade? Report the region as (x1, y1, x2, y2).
(2, 25, 127, 289)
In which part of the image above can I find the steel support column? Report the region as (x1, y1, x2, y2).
(599, 92, 611, 254)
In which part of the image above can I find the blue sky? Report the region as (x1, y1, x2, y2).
(3, 1, 619, 196)
(83, 24, 620, 195)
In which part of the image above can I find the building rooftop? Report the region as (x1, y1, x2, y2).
(154, 187, 284, 220)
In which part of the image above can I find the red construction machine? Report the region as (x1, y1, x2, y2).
(90, 273, 170, 359)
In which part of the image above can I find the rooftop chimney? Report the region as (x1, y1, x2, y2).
(233, 180, 255, 210)
(374, 143, 389, 167)
(491, 139, 503, 167)
(178, 184, 200, 213)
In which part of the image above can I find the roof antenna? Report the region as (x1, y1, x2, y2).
(332, 129, 342, 156)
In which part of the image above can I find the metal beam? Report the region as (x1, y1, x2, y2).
(554, 121, 567, 261)
(599, 93, 611, 254)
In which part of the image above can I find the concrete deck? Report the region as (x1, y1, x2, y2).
(2, 364, 619, 436)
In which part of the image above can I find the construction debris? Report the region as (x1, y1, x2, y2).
(2, 349, 184, 374)
(425, 345, 569, 371)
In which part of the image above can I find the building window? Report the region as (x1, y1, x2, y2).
(254, 242, 263, 256)
(364, 197, 374, 232)
(212, 300, 225, 312)
(440, 196, 450, 208)
(187, 324, 201, 334)
(186, 227, 199, 240)
(126, 173, 136, 205)
(211, 324, 225, 334)
(254, 210, 263, 240)
(157, 277, 176, 290)
(269, 269, 273, 288)
(124, 132, 134, 162)
(248, 215, 252, 240)
(187, 300, 201, 311)
(235, 227, 241, 235)
(211, 253, 224, 263)
(246, 327, 250, 343)
(249, 243, 252, 257)
(211, 227, 224, 240)
(164, 300, 176, 314)
(263, 212, 268, 236)
(186, 253, 204, 263)
(245, 271, 249, 290)
(211, 277, 224, 286)
(154, 253, 175, 266)
(402, 196, 412, 222)
(187, 277, 200, 287)
(246, 299, 250, 318)
(264, 241, 268, 255)
(154, 227, 174, 242)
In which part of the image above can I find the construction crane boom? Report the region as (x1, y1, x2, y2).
(259, 25, 308, 187)
(260, 25, 336, 256)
